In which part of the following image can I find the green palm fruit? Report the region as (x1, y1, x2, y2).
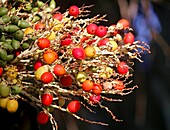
(0, 82, 10, 97)
(0, 7, 8, 17)
(4, 25, 20, 33)
(18, 20, 30, 29)
(0, 48, 7, 61)
(0, 34, 5, 41)
(23, 3, 32, 11)
(11, 85, 22, 94)
(37, 1, 45, 8)
(2, 42, 13, 51)
(0, 25, 4, 32)
(13, 30, 24, 41)
(32, 7, 39, 12)
(1, 15, 10, 24)
(21, 42, 29, 49)
(0, 60, 6, 67)
(6, 54, 14, 61)
(31, 15, 41, 23)
(49, 0, 56, 9)
(10, 16, 19, 25)
(11, 38, 20, 50)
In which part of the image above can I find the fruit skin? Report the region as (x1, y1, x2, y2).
(35, 65, 49, 80)
(37, 38, 51, 49)
(72, 47, 86, 60)
(41, 72, 53, 84)
(53, 13, 63, 21)
(43, 49, 58, 64)
(69, 5, 80, 17)
(0, 84, 10, 97)
(34, 60, 43, 70)
(0, 97, 9, 109)
(84, 46, 96, 58)
(0, 7, 8, 17)
(18, 20, 30, 29)
(34, 22, 45, 30)
(123, 32, 134, 44)
(41, 93, 53, 106)
(95, 26, 107, 37)
(113, 80, 125, 90)
(89, 94, 101, 104)
(53, 64, 66, 76)
(37, 111, 49, 125)
(86, 23, 97, 35)
(117, 19, 130, 29)
(76, 71, 86, 83)
(117, 61, 129, 74)
(0, 67, 3, 76)
(98, 38, 109, 46)
(67, 100, 81, 113)
(92, 83, 102, 95)
(10, 16, 19, 25)
(60, 75, 72, 87)
(82, 80, 93, 92)
(6, 99, 19, 113)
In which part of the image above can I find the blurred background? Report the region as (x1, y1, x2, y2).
(0, 0, 170, 130)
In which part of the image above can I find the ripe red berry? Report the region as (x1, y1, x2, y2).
(60, 75, 73, 87)
(82, 80, 93, 92)
(89, 94, 101, 104)
(60, 34, 72, 46)
(113, 80, 125, 90)
(34, 60, 43, 70)
(117, 61, 129, 74)
(67, 100, 81, 113)
(37, 38, 51, 49)
(35, 22, 45, 30)
(41, 72, 53, 84)
(72, 47, 86, 60)
(41, 93, 53, 106)
(69, 5, 80, 17)
(117, 19, 130, 29)
(86, 23, 97, 35)
(123, 32, 134, 44)
(53, 64, 66, 76)
(37, 111, 49, 125)
(92, 83, 102, 95)
(98, 38, 109, 46)
(95, 26, 107, 37)
(0, 67, 3, 77)
(53, 13, 63, 21)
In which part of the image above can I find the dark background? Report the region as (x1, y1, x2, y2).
(0, 0, 170, 130)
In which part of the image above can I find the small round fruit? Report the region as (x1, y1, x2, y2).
(41, 72, 53, 84)
(117, 19, 130, 29)
(43, 49, 58, 64)
(109, 40, 118, 51)
(123, 32, 134, 44)
(117, 61, 129, 74)
(60, 75, 72, 87)
(113, 80, 125, 90)
(53, 13, 63, 21)
(37, 111, 49, 125)
(0, 67, 3, 76)
(84, 46, 96, 58)
(0, 85, 10, 97)
(35, 65, 49, 80)
(6, 99, 18, 113)
(34, 60, 43, 70)
(76, 72, 86, 83)
(53, 64, 66, 76)
(95, 26, 107, 37)
(41, 93, 53, 106)
(0, 97, 9, 109)
(72, 47, 86, 60)
(86, 23, 97, 35)
(24, 27, 34, 35)
(98, 38, 109, 46)
(82, 80, 93, 92)
(69, 5, 79, 17)
(92, 83, 102, 95)
(89, 94, 101, 104)
(67, 100, 81, 113)
(0, 7, 8, 17)
(37, 38, 51, 49)
(35, 22, 45, 30)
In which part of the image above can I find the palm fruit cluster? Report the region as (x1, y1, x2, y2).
(0, 0, 150, 130)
